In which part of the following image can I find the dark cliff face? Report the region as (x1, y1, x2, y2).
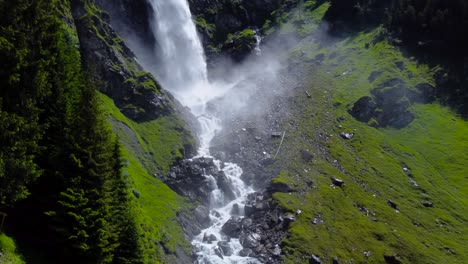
(94, 0, 155, 52)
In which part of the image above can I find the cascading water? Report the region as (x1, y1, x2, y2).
(148, 0, 260, 263)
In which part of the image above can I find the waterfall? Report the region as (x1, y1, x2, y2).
(148, 0, 260, 263)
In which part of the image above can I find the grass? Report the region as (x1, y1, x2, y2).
(0, 233, 24, 264)
(267, 2, 468, 263)
(98, 92, 194, 262)
(98, 93, 193, 174)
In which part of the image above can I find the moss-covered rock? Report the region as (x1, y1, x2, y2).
(221, 29, 258, 61)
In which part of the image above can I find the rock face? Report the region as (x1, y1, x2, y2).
(187, 0, 284, 60)
(94, 0, 155, 48)
(71, 0, 171, 122)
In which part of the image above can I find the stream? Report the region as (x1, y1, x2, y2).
(148, 0, 262, 263)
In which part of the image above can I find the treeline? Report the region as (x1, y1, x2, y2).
(327, 0, 468, 116)
(0, 0, 140, 263)
(328, 0, 468, 53)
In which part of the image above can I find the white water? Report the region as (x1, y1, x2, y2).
(148, 0, 260, 263)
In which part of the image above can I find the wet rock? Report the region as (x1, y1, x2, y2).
(339, 132, 354, 140)
(240, 233, 261, 248)
(214, 246, 224, 259)
(194, 205, 211, 225)
(217, 241, 233, 256)
(203, 233, 217, 244)
(211, 210, 221, 218)
(231, 203, 240, 215)
(309, 254, 322, 264)
(387, 200, 398, 209)
(300, 150, 314, 162)
(221, 217, 242, 238)
(330, 177, 344, 187)
(239, 248, 254, 257)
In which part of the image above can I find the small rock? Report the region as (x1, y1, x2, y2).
(364, 251, 372, 257)
(421, 201, 433, 208)
(387, 200, 398, 209)
(255, 136, 262, 141)
(132, 189, 141, 198)
(330, 177, 344, 187)
(332, 257, 340, 264)
(271, 132, 283, 138)
(339, 132, 354, 140)
(300, 150, 314, 162)
(312, 218, 324, 225)
(309, 254, 322, 264)
(337, 116, 346, 122)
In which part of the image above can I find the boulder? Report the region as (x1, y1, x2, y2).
(231, 203, 240, 215)
(339, 132, 354, 140)
(221, 217, 242, 238)
(387, 200, 398, 209)
(309, 254, 322, 264)
(349, 96, 377, 122)
(217, 241, 233, 256)
(300, 150, 314, 162)
(330, 177, 344, 187)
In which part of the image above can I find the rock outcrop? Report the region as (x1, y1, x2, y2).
(71, 0, 171, 122)
(349, 78, 435, 128)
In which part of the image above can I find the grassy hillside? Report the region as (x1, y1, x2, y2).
(268, 2, 468, 263)
(98, 93, 194, 263)
(0, 233, 24, 264)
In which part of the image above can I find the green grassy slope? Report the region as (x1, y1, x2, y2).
(99, 93, 193, 263)
(0, 233, 24, 264)
(268, 2, 468, 263)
